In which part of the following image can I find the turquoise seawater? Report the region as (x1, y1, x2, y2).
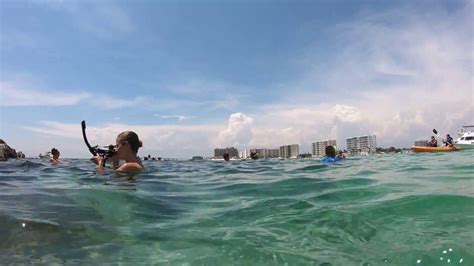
(0, 152, 473, 265)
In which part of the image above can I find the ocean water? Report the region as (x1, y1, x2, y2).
(0, 152, 473, 265)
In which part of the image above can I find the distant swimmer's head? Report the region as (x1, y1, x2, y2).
(51, 148, 60, 159)
(325, 146, 336, 158)
(51, 148, 61, 161)
(223, 153, 230, 161)
(116, 131, 142, 156)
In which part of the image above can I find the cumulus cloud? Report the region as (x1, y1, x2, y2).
(215, 113, 254, 149)
(263, 3, 473, 148)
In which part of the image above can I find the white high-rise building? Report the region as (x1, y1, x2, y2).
(241, 148, 280, 159)
(311, 139, 337, 157)
(346, 135, 377, 155)
(214, 147, 239, 158)
(279, 144, 299, 158)
(265, 149, 280, 158)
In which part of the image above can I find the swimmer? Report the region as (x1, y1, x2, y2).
(50, 148, 60, 164)
(94, 131, 144, 176)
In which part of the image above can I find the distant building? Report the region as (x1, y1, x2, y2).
(414, 140, 428, 147)
(265, 149, 280, 158)
(279, 144, 299, 158)
(311, 139, 337, 157)
(214, 147, 239, 158)
(346, 135, 377, 155)
(241, 148, 280, 159)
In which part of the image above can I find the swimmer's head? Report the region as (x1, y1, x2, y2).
(116, 131, 142, 155)
(325, 146, 336, 158)
(51, 148, 60, 159)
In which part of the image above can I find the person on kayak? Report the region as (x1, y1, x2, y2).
(443, 134, 453, 147)
(427, 136, 438, 147)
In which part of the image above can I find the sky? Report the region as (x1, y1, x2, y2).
(0, 0, 473, 158)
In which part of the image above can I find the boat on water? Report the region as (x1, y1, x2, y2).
(38, 152, 51, 159)
(412, 146, 461, 153)
(454, 125, 474, 149)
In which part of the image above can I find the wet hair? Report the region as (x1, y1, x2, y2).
(325, 146, 336, 158)
(51, 148, 60, 155)
(223, 153, 230, 161)
(117, 131, 142, 154)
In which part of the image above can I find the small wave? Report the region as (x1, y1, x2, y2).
(396, 166, 429, 172)
(17, 160, 46, 169)
(293, 164, 328, 172)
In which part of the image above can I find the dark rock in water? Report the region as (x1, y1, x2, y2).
(0, 139, 17, 161)
(16, 151, 25, 158)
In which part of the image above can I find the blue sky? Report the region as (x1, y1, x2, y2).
(1, 0, 472, 158)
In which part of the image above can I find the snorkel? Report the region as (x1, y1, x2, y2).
(81, 120, 116, 167)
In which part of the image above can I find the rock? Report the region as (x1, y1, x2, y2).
(0, 139, 17, 161)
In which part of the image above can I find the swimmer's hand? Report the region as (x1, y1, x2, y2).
(92, 155, 105, 172)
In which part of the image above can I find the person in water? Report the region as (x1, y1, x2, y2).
(443, 134, 453, 147)
(50, 148, 60, 164)
(325, 145, 337, 158)
(223, 153, 230, 161)
(94, 131, 144, 175)
(427, 136, 438, 147)
(337, 150, 346, 159)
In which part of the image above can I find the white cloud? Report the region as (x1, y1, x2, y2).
(0, 81, 149, 109)
(258, 4, 473, 148)
(7, 3, 474, 156)
(160, 115, 194, 122)
(0, 82, 91, 106)
(91, 95, 149, 110)
(215, 113, 254, 149)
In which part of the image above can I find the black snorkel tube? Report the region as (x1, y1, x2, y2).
(81, 120, 116, 167)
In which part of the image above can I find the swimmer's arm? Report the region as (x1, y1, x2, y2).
(116, 162, 144, 174)
(115, 163, 143, 179)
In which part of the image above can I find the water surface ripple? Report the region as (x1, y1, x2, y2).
(0, 152, 473, 265)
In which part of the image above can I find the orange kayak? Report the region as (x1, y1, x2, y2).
(411, 146, 461, 152)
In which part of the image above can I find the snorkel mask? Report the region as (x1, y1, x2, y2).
(81, 120, 116, 166)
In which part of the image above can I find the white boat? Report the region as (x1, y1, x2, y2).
(454, 125, 474, 149)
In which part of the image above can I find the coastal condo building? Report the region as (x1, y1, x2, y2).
(346, 135, 377, 155)
(279, 144, 299, 158)
(240, 148, 280, 159)
(414, 140, 429, 146)
(311, 139, 337, 157)
(214, 147, 239, 158)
